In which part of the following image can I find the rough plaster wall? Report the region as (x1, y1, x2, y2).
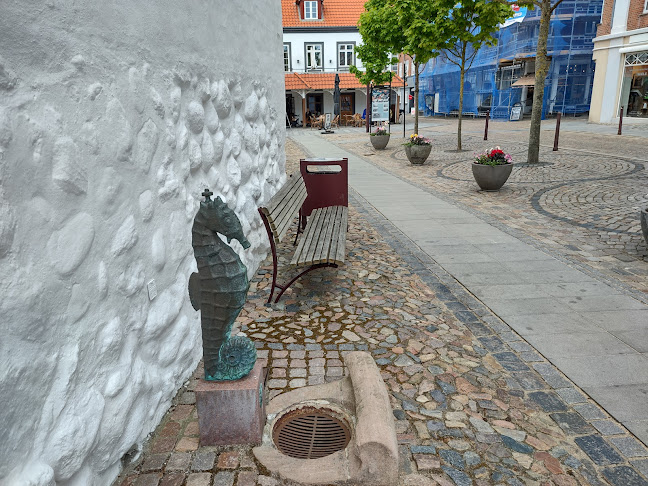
(0, 1, 285, 484)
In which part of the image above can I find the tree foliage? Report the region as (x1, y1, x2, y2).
(420, 0, 511, 150)
(353, 0, 442, 134)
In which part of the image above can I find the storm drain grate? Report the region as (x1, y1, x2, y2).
(272, 407, 351, 459)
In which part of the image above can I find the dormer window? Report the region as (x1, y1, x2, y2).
(304, 1, 318, 19)
(297, 0, 322, 20)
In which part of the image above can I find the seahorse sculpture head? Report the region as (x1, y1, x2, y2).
(198, 190, 251, 249)
(189, 188, 256, 381)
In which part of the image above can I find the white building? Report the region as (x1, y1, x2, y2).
(590, 0, 648, 123)
(282, 0, 404, 125)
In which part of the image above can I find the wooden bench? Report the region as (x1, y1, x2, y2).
(258, 171, 347, 303)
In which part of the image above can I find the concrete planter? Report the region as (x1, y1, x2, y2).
(370, 134, 390, 150)
(404, 144, 432, 165)
(471, 162, 513, 191)
(641, 208, 648, 246)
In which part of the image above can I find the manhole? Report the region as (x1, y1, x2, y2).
(272, 407, 351, 459)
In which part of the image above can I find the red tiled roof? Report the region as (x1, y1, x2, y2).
(282, 0, 367, 27)
(285, 72, 405, 90)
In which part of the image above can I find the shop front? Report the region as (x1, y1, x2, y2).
(620, 50, 648, 118)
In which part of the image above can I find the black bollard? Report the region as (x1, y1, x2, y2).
(618, 107, 623, 135)
(484, 111, 489, 141)
(553, 112, 561, 151)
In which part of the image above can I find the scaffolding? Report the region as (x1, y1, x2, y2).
(419, 1, 603, 120)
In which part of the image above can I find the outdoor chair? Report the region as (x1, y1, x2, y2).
(331, 115, 339, 129)
(310, 116, 322, 130)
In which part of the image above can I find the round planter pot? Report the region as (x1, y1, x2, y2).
(471, 162, 513, 191)
(405, 144, 432, 165)
(641, 208, 648, 246)
(370, 134, 390, 150)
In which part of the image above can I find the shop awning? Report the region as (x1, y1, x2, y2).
(512, 75, 536, 87)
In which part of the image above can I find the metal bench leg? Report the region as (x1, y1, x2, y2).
(273, 263, 338, 303)
(260, 209, 280, 304)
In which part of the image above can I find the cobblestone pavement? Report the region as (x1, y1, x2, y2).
(322, 118, 648, 296)
(114, 138, 648, 486)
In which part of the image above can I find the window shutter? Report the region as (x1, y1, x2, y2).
(318, 0, 323, 19)
(299, 1, 305, 20)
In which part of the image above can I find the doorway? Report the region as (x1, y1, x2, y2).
(340, 93, 355, 118)
(306, 93, 324, 116)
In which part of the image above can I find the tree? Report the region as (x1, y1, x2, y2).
(350, 32, 393, 132)
(353, 0, 440, 135)
(524, 0, 565, 164)
(422, 0, 510, 151)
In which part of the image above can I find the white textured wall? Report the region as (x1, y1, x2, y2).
(0, 1, 285, 485)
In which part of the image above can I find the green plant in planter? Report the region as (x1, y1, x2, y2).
(371, 126, 389, 136)
(402, 134, 431, 146)
(472, 146, 513, 191)
(474, 147, 512, 166)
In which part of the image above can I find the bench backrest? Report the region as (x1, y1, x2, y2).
(259, 172, 307, 244)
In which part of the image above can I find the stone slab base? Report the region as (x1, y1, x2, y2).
(195, 362, 266, 446)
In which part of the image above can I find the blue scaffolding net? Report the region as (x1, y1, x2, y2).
(418, 1, 603, 120)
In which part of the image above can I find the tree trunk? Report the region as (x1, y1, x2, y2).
(366, 83, 371, 133)
(527, 0, 551, 163)
(458, 44, 466, 151)
(414, 61, 420, 135)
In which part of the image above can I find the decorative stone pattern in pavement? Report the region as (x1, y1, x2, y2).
(323, 119, 648, 296)
(114, 138, 648, 486)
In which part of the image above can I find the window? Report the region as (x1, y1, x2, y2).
(305, 44, 323, 71)
(304, 1, 318, 19)
(644, 0, 648, 13)
(338, 43, 354, 69)
(283, 44, 291, 72)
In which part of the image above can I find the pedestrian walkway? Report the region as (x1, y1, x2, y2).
(292, 129, 648, 447)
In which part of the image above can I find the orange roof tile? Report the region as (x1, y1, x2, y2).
(282, 0, 366, 28)
(285, 72, 404, 90)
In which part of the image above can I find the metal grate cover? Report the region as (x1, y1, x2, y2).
(273, 407, 351, 459)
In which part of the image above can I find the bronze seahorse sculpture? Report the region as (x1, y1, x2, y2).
(188, 188, 257, 381)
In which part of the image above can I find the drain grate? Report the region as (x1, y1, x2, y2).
(272, 407, 351, 459)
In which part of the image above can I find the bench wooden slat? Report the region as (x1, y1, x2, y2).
(333, 207, 348, 264)
(291, 207, 325, 265)
(275, 183, 307, 242)
(315, 206, 337, 264)
(304, 207, 330, 264)
(264, 171, 301, 215)
(291, 206, 347, 266)
(326, 206, 342, 263)
(265, 176, 304, 223)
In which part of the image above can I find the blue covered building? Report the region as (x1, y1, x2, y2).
(418, 1, 604, 120)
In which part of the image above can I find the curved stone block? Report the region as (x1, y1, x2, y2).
(226, 156, 242, 189)
(135, 119, 159, 174)
(205, 103, 219, 133)
(138, 190, 154, 222)
(201, 130, 216, 170)
(52, 137, 87, 195)
(170, 86, 182, 123)
(243, 92, 259, 121)
(188, 136, 202, 171)
(213, 80, 232, 117)
(111, 215, 138, 257)
(151, 228, 166, 270)
(150, 87, 165, 118)
(47, 213, 95, 276)
(186, 101, 204, 134)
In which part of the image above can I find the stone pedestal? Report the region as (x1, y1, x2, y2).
(195, 362, 267, 446)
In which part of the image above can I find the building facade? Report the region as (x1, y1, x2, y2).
(282, 0, 403, 125)
(590, 0, 648, 123)
(417, 1, 603, 120)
